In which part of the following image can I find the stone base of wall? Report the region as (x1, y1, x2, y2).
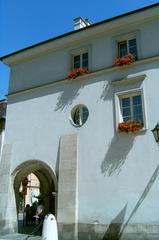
(1, 222, 159, 240)
(77, 223, 159, 240)
(58, 223, 77, 240)
(120, 233, 159, 240)
(0, 220, 17, 235)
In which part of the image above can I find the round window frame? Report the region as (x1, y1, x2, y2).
(70, 104, 89, 127)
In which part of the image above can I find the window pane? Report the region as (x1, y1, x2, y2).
(135, 114, 143, 120)
(129, 39, 137, 57)
(122, 98, 130, 107)
(129, 46, 137, 55)
(122, 97, 131, 121)
(133, 105, 142, 115)
(122, 108, 131, 121)
(82, 106, 89, 124)
(82, 52, 88, 69)
(133, 110, 143, 121)
(129, 38, 136, 47)
(133, 95, 143, 122)
(74, 55, 80, 68)
(133, 95, 141, 105)
(73, 108, 80, 125)
(118, 41, 128, 57)
(123, 107, 131, 117)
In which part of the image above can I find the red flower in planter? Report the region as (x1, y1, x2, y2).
(113, 54, 136, 66)
(67, 67, 89, 79)
(118, 120, 143, 133)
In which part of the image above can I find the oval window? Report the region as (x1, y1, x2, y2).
(71, 105, 89, 127)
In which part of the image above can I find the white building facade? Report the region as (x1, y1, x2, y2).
(1, 3, 159, 239)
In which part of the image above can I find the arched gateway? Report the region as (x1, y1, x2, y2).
(12, 160, 58, 234)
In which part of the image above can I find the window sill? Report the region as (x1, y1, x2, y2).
(117, 127, 148, 134)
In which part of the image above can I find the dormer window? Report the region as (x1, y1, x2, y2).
(73, 52, 88, 70)
(69, 45, 91, 76)
(118, 37, 138, 59)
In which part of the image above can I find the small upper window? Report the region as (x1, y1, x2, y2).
(73, 52, 88, 70)
(118, 38, 137, 58)
(70, 105, 89, 127)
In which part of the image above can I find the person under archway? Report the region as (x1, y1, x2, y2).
(24, 204, 32, 226)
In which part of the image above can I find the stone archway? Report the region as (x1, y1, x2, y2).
(12, 160, 58, 233)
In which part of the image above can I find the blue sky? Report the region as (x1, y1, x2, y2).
(0, 0, 158, 100)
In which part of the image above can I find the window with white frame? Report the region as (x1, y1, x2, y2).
(118, 38, 137, 58)
(116, 90, 146, 127)
(73, 52, 88, 70)
(120, 93, 143, 122)
(115, 31, 140, 60)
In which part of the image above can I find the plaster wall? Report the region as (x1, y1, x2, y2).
(4, 59, 159, 230)
(8, 18, 159, 93)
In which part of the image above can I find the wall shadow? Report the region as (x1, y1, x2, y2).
(101, 165, 159, 239)
(100, 81, 113, 101)
(100, 62, 159, 102)
(119, 164, 159, 237)
(101, 134, 135, 176)
(54, 80, 84, 111)
(102, 204, 127, 240)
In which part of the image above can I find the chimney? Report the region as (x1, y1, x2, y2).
(74, 17, 91, 30)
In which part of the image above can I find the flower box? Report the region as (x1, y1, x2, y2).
(118, 120, 143, 133)
(67, 67, 88, 79)
(113, 54, 136, 66)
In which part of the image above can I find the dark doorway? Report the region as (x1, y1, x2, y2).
(13, 160, 58, 235)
